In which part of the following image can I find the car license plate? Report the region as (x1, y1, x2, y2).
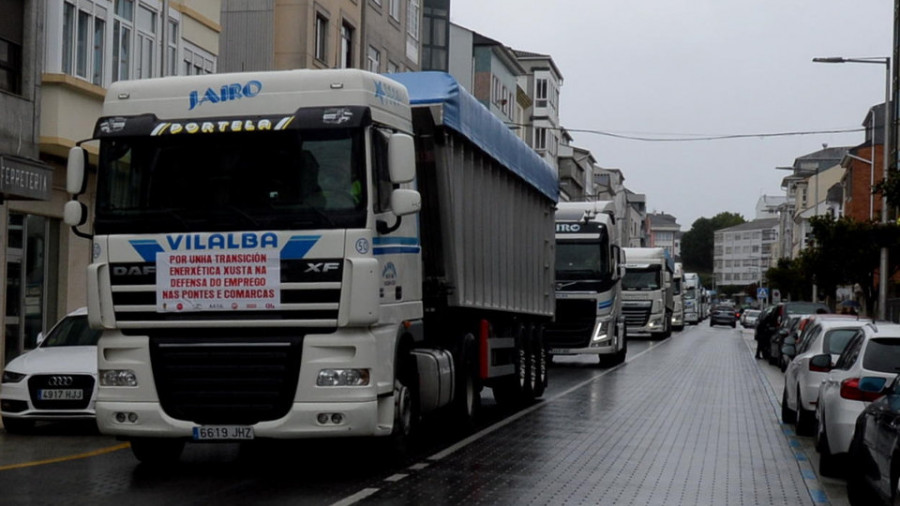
(550, 348, 572, 354)
(38, 389, 83, 400)
(192, 425, 254, 441)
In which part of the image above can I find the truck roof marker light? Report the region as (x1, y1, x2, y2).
(117, 93, 130, 100)
(331, 83, 344, 89)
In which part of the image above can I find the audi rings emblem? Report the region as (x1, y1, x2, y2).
(47, 376, 74, 387)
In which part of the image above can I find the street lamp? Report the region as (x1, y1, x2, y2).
(813, 56, 892, 319)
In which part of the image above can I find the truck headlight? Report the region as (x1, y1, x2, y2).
(317, 369, 370, 387)
(591, 321, 611, 342)
(100, 369, 138, 387)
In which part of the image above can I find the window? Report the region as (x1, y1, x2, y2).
(0, 0, 22, 94)
(315, 14, 328, 62)
(62, 3, 75, 74)
(166, 19, 178, 76)
(0, 37, 22, 94)
(405, 0, 419, 62)
(340, 22, 353, 69)
(367, 46, 380, 72)
(183, 43, 215, 76)
(372, 129, 393, 213)
(135, 4, 157, 78)
(387, 60, 399, 73)
(92, 18, 105, 85)
(536, 78, 547, 107)
(535, 128, 547, 150)
(112, 0, 134, 82)
(389, 0, 401, 21)
(76, 10, 90, 78)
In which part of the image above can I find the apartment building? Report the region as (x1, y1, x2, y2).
(0, 0, 223, 365)
(647, 212, 681, 260)
(713, 219, 778, 287)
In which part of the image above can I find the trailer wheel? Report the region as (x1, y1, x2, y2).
(492, 323, 531, 407)
(531, 324, 547, 398)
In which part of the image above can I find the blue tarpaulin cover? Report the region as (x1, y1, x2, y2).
(386, 72, 559, 202)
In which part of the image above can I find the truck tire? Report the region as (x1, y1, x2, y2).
(130, 438, 185, 464)
(492, 323, 532, 407)
(450, 333, 480, 431)
(389, 350, 419, 454)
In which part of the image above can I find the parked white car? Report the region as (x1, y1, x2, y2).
(814, 321, 900, 477)
(781, 315, 867, 436)
(0, 308, 100, 433)
(740, 309, 761, 328)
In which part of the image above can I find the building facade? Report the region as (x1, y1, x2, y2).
(0, 0, 224, 367)
(713, 219, 779, 288)
(841, 103, 887, 223)
(647, 212, 681, 260)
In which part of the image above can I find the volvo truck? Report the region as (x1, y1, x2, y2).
(672, 262, 684, 331)
(63, 70, 557, 463)
(545, 201, 626, 366)
(621, 248, 674, 339)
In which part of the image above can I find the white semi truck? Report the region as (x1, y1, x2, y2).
(545, 201, 626, 366)
(621, 247, 674, 339)
(672, 262, 684, 331)
(683, 272, 702, 324)
(63, 70, 557, 463)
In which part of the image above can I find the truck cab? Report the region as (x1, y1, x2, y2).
(621, 247, 674, 340)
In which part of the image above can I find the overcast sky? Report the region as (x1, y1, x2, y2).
(448, 0, 893, 229)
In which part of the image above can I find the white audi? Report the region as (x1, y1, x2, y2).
(0, 308, 100, 433)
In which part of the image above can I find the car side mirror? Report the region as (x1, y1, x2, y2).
(809, 354, 832, 372)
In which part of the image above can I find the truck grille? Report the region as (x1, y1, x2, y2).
(28, 375, 94, 410)
(622, 301, 652, 327)
(150, 336, 302, 425)
(545, 299, 596, 348)
(108, 260, 341, 326)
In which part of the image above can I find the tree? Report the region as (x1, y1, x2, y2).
(681, 212, 746, 273)
(765, 258, 810, 302)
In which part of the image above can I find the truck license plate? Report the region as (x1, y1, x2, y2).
(550, 349, 572, 354)
(39, 389, 83, 400)
(192, 425, 254, 441)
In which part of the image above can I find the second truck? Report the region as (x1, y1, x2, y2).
(545, 201, 626, 366)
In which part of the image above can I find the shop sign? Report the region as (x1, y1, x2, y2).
(0, 155, 53, 201)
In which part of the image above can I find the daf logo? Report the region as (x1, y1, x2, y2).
(47, 376, 74, 387)
(304, 262, 340, 273)
(112, 265, 156, 276)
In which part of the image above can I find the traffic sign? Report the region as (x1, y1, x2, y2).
(757, 287, 768, 299)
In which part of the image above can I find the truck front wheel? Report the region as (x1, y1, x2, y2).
(130, 438, 185, 464)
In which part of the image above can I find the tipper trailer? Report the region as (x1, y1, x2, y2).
(63, 70, 557, 463)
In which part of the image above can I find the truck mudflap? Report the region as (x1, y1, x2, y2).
(96, 399, 387, 439)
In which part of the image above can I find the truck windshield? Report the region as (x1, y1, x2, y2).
(684, 286, 697, 299)
(94, 128, 366, 234)
(555, 240, 608, 280)
(622, 268, 661, 290)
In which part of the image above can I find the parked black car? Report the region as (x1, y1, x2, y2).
(769, 314, 805, 369)
(847, 374, 900, 505)
(710, 305, 737, 328)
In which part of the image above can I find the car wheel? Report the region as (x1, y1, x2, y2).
(1, 417, 34, 434)
(817, 421, 842, 478)
(731, 322, 736, 328)
(796, 389, 816, 436)
(781, 388, 796, 424)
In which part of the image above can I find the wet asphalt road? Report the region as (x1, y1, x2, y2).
(0, 325, 849, 505)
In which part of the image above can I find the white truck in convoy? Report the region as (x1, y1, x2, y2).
(63, 70, 557, 463)
(621, 247, 674, 339)
(545, 201, 626, 366)
(672, 262, 684, 331)
(682, 272, 703, 324)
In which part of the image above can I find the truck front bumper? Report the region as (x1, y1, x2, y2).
(97, 398, 391, 439)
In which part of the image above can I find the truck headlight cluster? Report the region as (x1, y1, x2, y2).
(316, 369, 370, 387)
(591, 321, 611, 342)
(100, 369, 138, 387)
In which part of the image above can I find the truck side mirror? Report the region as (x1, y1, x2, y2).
(390, 189, 421, 216)
(64, 200, 88, 226)
(67, 146, 87, 195)
(388, 133, 415, 183)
